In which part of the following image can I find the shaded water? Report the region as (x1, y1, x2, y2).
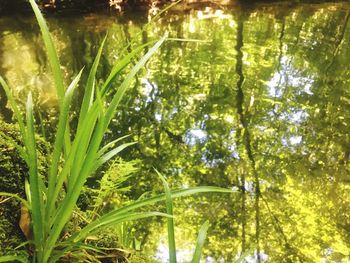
(1, 2, 350, 262)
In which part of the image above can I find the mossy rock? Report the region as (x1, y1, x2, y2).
(0, 119, 48, 257)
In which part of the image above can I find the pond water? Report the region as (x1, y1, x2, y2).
(1, 2, 350, 262)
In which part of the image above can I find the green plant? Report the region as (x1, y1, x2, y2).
(0, 0, 232, 262)
(156, 170, 211, 263)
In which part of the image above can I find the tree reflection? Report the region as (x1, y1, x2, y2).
(1, 2, 350, 261)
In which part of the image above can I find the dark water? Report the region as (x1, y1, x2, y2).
(1, 2, 350, 262)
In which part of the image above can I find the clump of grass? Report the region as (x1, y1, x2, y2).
(0, 0, 232, 262)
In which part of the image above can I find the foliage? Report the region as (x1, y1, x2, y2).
(90, 158, 140, 216)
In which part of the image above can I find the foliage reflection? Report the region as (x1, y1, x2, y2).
(1, 2, 350, 262)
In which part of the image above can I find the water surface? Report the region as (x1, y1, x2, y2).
(1, 2, 350, 262)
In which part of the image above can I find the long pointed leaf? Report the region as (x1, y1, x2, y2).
(95, 142, 136, 169)
(101, 41, 156, 96)
(73, 212, 171, 243)
(72, 186, 233, 242)
(103, 35, 167, 131)
(155, 169, 177, 263)
(47, 36, 168, 256)
(0, 192, 30, 208)
(0, 255, 29, 263)
(46, 69, 83, 221)
(191, 221, 210, 263)
(97, 134, 131, 157)
(28, 0, 65, 99)
(28, 0, 72, 158)
(78, 35, 107, 125)
(26, 93, 44, 260)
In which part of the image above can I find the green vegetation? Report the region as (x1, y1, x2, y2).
(0, 0, 231, 262)
(0, 121, 28, 258)
(2, 0, 350, 262)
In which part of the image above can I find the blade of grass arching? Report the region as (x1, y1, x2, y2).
(15, 240, 35, 250)
(73, 186, 233, 242)
(0, 192, 30, 209)
(97, 134, 130, 156)
(25, 93, 45, 260)
(78, 35, 107, 126)
(46, 70, 83, 222)
(28, 0, 64, 100)
(101, 41, 156, 96)
(103, 35, 167, 131)
(28, 0, 72, 158)
(0, 76, 26, 142)
(94, 142, 136, 169)
(0, 255, 29, 263)
(167, 38, 209, 43)
(191, 221, 209, 263)
(72, 212, 171, 243)
(155, 169, 177, 263)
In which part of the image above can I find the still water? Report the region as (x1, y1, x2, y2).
(1, 2, 350, 262)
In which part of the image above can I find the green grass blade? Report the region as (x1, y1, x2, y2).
(155, 169, 177, 263)
(28, 0, 72, 158)
(46, 36, 167, 250)
(73, 212, 170, 243)
(66, 105, 100, 192)
(28, 0, 65, 100)
(78, 35, 107, 125)
(46, 70, 83, 222)
(191, 221, 210, 263)
(0, 192, 30, 208)
(25, 93, 44, 260)
(49, 100, 100, 205)
(73, 186, 233, 242)
(46, 105, 100, 218)
(95, 142, 136, 169)
(101, 41, 156, 96)
(45, 120, 107, 261)
(15, 241, 35, 250)
(0, 255, 29, 263)
(24, 179, 31, 205)
(97, 134, 130, 156)
(103, 35, 167, 131)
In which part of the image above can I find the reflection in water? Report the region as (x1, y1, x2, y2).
(2, 2, 350, 262)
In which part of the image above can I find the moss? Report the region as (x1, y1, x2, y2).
(0, 121, 27, 256)
(0, 119, 48, 257)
